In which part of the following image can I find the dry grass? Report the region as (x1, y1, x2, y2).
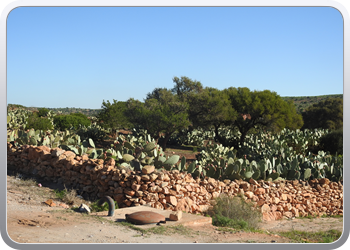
(206, 194, 262, 231)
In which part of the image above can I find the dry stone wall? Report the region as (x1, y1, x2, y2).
(7, 143, 343, 221)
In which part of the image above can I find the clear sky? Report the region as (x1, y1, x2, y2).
(7, 7, 343, 109)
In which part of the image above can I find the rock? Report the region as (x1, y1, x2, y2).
(245, 191, 254, 199)
(261, 204, 270, 213)
(79, 204, 91, 213)
(44, 199, 56, 207)
(105, 158, 115, 167)
(169, 211, 182, 221)
(240, 182, 250, 191)
(142, 165, 155, 174)
(166, 195, 178, 206)
(58, 203, 70, 209)
(254, 188, 266, 195)
(175, 198, 190, 213)
(319, 178, 330, 185)
(141, 175, 151, 181)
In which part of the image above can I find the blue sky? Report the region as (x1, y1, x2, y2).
(7, 7, 343, 109)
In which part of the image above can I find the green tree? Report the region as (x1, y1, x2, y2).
(97, 100, 132, 131)
(126, 88, 190, 150)
(26, 115, 54, 131)
(53, 113, 91, 131)
(225, 87, 303, 146)
(171, 76, 203, 100)
(37, 108, 50, 117)
(302, 98, 343, 130)
(187, 87, 237, 136)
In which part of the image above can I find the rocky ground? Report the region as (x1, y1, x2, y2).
(5, 174, 343, 245)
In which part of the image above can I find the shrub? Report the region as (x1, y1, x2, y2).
(26, 114, 54, 131)
(37, 108, 50, 117)
(206, 194, 261, 230)
(53, 113, 91, 131)
(212, 214, 248, 229)
(319, 129, 343, 155)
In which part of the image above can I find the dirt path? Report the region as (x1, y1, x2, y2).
(5, 174, 343, 244)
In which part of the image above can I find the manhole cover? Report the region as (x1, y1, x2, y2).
(125, 211, 166, 225)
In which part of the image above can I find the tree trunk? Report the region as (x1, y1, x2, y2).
(159, 132, 173, 151)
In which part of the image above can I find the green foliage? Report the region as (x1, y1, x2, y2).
(319, 129, 343, 155)
(26, 114, 54, 131)
(278, 229, 342, 243)
(37, 108, 50, 117)
(207, 194, 261, 230)
(7, 108, 31, 130)
(212, 214, 248, 229)
(223, 87, 304, 147)
(76, 122, 109, 142)
(97, 100, 132, 131)
(53, 113, 91, 131)
(302, 98, 343, 130)
(126, 88, 191, 150)
(191, 128, 342, 182)
(53, 189, 67, 200)
(282, 94, 343, 113)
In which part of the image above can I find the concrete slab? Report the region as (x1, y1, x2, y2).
(90, 206, 212, 229)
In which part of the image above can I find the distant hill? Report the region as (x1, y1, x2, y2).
(8, 94, 343, 116)
(7, 104, 102, 117)
(281, 94, 343, 113)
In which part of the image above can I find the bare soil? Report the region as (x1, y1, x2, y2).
(5, 174, 343, 244)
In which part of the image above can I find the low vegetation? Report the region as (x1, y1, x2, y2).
(278, 229, 342, 243)
(206, 194, 262, 231)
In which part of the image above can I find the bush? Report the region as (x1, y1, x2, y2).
(26, 114, 54, 131)
(212, 214, 248, 229)
(53, 113, 91, 131)
(206, 194, 261, 230)
(319, 129, 343, 155)
(37, 108, 50, 117)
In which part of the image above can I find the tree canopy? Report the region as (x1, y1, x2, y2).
(99, 76, 305, 150)
(126, 88, 190, 150)
(225, 87, 304, 146)
(97, 100, 132, 131)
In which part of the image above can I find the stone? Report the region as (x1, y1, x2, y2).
(249, 178, 260, 186)
(142, 165, 155, 174)
(141, 175, 151, 181)
(166, 195, 178, 206)
(254, 188, 266, 195)
(175, 198, 190, 213)
(78, 203, 91, 213)
(319, 178, 330, 185)
(261, 204, 270, 213)
(105, 158, 115, 167)
(149, 173, 158, 182)
(44, 199, 56, 207)
(169, 211, 182, 221)
(280, 193, 288, 201)
(271, 197, 280, 204)
(245, 191, 254, 199)
(58, 203, 70, 209)
(153, 201, 164, 210)
(124, 188, 135, 196)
